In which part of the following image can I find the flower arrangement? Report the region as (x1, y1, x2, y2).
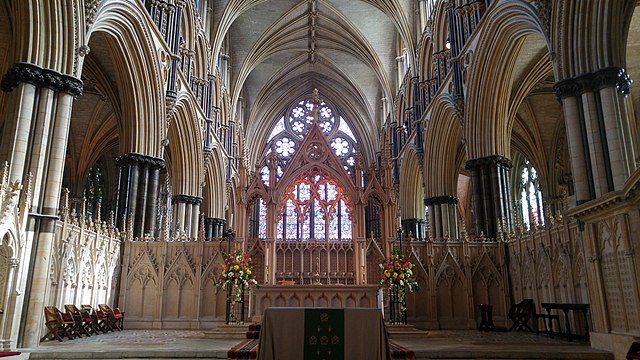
(379, 248, 419, 292)
(217, 249, 259, 290)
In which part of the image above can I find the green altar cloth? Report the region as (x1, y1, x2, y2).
(304, 309, 344, 359)
(257, 307, 391, 360)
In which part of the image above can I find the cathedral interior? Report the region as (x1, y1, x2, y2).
(0, 0, 639, 359)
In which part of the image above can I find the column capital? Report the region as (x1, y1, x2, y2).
(465, 155, 513, 171)
(1, 62, 83, 97)
(116, 153, 165, 169)
(424, 195, 458, 206)
(172, 194, 203, 205)
(554, 66, 632, 100)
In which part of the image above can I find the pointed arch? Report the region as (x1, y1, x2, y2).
(203, 147, 227, 218)
(423, 94, 463, 197)
(399, 149, 424, 219)
(464, 1, 546, 159)
(166, 94, 205, 196)
(88, 1, 167, 157)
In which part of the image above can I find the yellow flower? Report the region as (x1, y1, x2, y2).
(392, 272, 398, 278)
(246, 269, 252, 275)
(384, 270, 391, 278)
(407, 269, 412, 275)
(233, 265, 239, 271)
(399, 273, 405, 279)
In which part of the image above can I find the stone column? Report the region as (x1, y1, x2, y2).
(554, 67, 636, 204)
(424, 196, 459, 240)
(204, 217, 215, 240)
(1, 62, 82, 348)
(465, 155, 513, 238)
(171, 194, 202, 239)
(115, 153, 165, 237)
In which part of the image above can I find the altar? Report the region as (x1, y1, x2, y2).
(257, 307, 391, 360)
(250, 284, 380, 318)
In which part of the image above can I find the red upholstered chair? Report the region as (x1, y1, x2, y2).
(82, 305, 105, 334)
(40, 306, 73, 342)
(94, 308, 112, 333)
(113, 307, 125, 330)
(99, 304, 123, 331)
(60, 309, 78, 339)
(65, 304, 92, 337)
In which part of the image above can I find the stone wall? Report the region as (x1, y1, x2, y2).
(119, 239, 229, 329)
(568, 171, 640, 360)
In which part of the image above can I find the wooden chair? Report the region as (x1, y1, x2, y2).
(508, 299, 535, 332)
(82, 305, 106, 334)
(65, 304, 92, 337)
(98, 304, 122, 331)
(60, 309, 78, 339)
(113, 307, 125, 330)
(40, 306, 72, 342)
(94, 308, 112, 332)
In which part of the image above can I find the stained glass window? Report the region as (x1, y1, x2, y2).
(273, 172, 352, 241)
(285, 199, 298, 239)
(263, 97, 358, 177)
(314, 199, 326, 240)
(520, 159, 544, 230)
(340, 200, 352, 239)
(258, 198, 267, 238)
(268, 116, 286, 141)
(260, 166, 270, 186)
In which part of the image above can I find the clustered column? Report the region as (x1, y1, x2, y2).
(424, 196, 458, 240)
(115, 153, 165, 238)
(171, 194, 202, 239)
(204, 217, 226, 240)
(0, 62, 82, 347)
(554, 67, 636, 204)
(465, 155, 513, 239)
(400, 218, 427, 240)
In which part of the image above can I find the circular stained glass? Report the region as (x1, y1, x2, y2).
(291, 119, 306, 134)
(319, 117, 335, 134)
(264, 96, 358, 176)
(330, 137, 351, 157)
(291, 106, 305, 118)
(275, 137, 296, 157)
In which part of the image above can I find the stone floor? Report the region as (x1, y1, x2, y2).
(16, 329, 613, 359)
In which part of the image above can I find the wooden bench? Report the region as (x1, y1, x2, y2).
(533, 312, 560, 336)
(540, 303, 590, 341)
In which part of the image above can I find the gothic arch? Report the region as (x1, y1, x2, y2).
(417, 35, 434, 81)
(423, 94, 463, 197)
(464, 1, 546, 159)
(551, 0, 635, 80)
(431, 0, 450, 53)
(3, 0, 79, 74)
(203, 147, 227, 218)
(399, 149, 424, 219)
(193, 34, 210, 79)
(246, 82, 376, 169)
(88, 1, 167, 157)
(166, 95, 205, 196)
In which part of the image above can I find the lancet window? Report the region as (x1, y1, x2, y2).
(519, 159, 544, 230)
(275, 173, 352, 241)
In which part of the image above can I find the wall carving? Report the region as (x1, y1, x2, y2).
(119, 239, 229, 329)
(47, 192, 122, 310)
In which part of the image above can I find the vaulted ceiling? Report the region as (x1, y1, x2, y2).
(213, 0, 415, 158)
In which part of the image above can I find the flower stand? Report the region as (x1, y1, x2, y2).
(226, 283, 245, 325)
